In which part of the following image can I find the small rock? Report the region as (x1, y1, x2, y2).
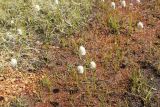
(10, 78, 16, 83)
(52, 88, 60, 94)
(50, 101, 60, 107)
(0, 96, 4, 101)
(0, 76, 5, 81)
(56, 60, 62, 66)
(120, 63, 126, 69)
(68, 87, 79, 95)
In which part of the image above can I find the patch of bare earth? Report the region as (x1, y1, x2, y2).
(0, 67, 39, 105)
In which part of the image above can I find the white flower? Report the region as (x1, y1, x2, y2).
(10, 58, 17, 67)
(129, 3, 133, 7)
(121, 0, 126, 8)
(17, 29, 23, 35)
(55, 0, 59, 4)
(36, 41, 43, 45)
(35, 5, 41, 11)
(90, 61, 96, 69)
(111, 2, 116, 9)
(11, 20, 14, 24)
(77, 65, 84, 74)
(137, 22, 144, 29)
(79, 46, 86, 56)
(6, 32, 13, 40)
(136, 0, 141, 3)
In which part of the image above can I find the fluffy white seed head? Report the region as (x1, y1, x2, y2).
(17, 29, 22, 35)
(111, 2, 116, 9)
(79, 46, 86, 56)
(35, 5, 41, 11)
(137, 22, 144, 29)
(136, 0, 141, 3)
(10, 58, 17, 67)
(55, 0, 59, 4)
(90, 61, 96, 69)
(129, 3, 133, 8)
(11, 20, 14, 24)
(129, 3, 133, 6)
(6, 32, 13, 40)
(77, 65, 84, 74)
(121, 0, 126, 8)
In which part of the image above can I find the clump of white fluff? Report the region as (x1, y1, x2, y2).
(10, 58, 17, 67)
(137, 21, 144, 29)
(90, 61, 96, 69)
(35, 5, 41, 11)
(55, 0, 59, 4)
(77, 65, 84, 74)
(11, 20, 14, 24)
(17, 29, 23, 35)
(6, 32, 13, 40)
(79, 46, 86, 56)
(121, 0, 126, 8)
(111, 2, 116, 9)
(136, 0, 141, 3)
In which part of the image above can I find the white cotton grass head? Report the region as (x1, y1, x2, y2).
(90, 61, 96, 70)
(6, 32, 13, 40)
(137, 21, 144, 29)
(136, 0, 141, 3)
(17, 28, 23, 35)
(129, 3, 133, 7)
(77, 65, 84, 74)
(111, 2, 116, 9)
(11, 20, 14, 24)
(55, 0, 59, 4)
(10, 58, 17, 67)
(35, 5, 41, 11)
(79, 46, 86, 56)
(121, 0, 126, 8)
